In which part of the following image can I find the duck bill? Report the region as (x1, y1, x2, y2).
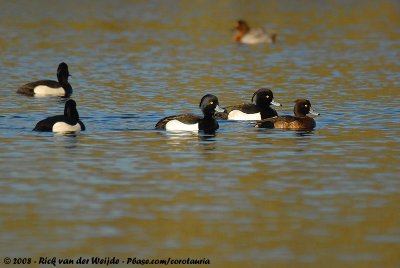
(309, 107, 320, 116)
(271, 100, 282, 107)
(214, 105, 225, 113)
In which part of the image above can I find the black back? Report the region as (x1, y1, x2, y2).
(155, 114, 201, 129)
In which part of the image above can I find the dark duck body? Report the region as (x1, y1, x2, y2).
(255, 99, 319, 130)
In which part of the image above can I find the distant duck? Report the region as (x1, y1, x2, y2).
(17, 62, 72, 97)
(255, 99, 320, 130)
(155, 94, 224, 133)
(215, 88, 281, 120)
(233, 20, 277, 44)
(33, 99, 85, 132)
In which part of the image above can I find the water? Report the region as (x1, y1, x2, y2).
(1, 0, 399, 267)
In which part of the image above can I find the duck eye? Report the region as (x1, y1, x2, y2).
(266, 95, 269, 98)
(209, 101, 213, 104)
(304, 104, 308, 107)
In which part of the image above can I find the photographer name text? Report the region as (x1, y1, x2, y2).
(3, 257, 210, 266)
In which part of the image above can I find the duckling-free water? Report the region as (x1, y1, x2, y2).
(0, 1, 399, 267)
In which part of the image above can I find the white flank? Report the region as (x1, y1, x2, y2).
(165, 120, 199, 131)
(34, 85, 65, 96)
(241, 29, 271, 44)
(52, 122, 81, 133)
(228, 110, 261, 120)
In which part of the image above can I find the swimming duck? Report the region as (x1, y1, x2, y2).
(17, 62, 72, 97)
(33, 99, 85, 132)
(155, 94, 224, 133)
(255, 99, 319, 130)
(215, 88, 281, 120)
(233, 20, 277, 44)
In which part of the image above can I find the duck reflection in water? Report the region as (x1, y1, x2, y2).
(53, 132, 80, 149)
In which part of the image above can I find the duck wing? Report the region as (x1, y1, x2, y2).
(33, 115, 65, 131)
(17, 80, 61, 96)
(155, 114, 201, 129)
(255, 116, 296, 128)
(227, 103, 258, 113)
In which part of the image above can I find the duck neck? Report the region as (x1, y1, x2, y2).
(257, 101, 272, 112)
(203, 111, 214, 120)
(199, 115, 218, 134)
(294, 107, 307, 117)
(260, 106, 277, 119)
(57, 73, 69, 85)
(242, 24, 250, 34)
(65, 107, 79, 124)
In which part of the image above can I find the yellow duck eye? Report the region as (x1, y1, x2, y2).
(266, 95, 269, 98)
(304, 104, 308, 107)
(209, 101, 213, 104)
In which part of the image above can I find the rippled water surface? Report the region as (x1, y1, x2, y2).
(1, 1, 399, 267)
